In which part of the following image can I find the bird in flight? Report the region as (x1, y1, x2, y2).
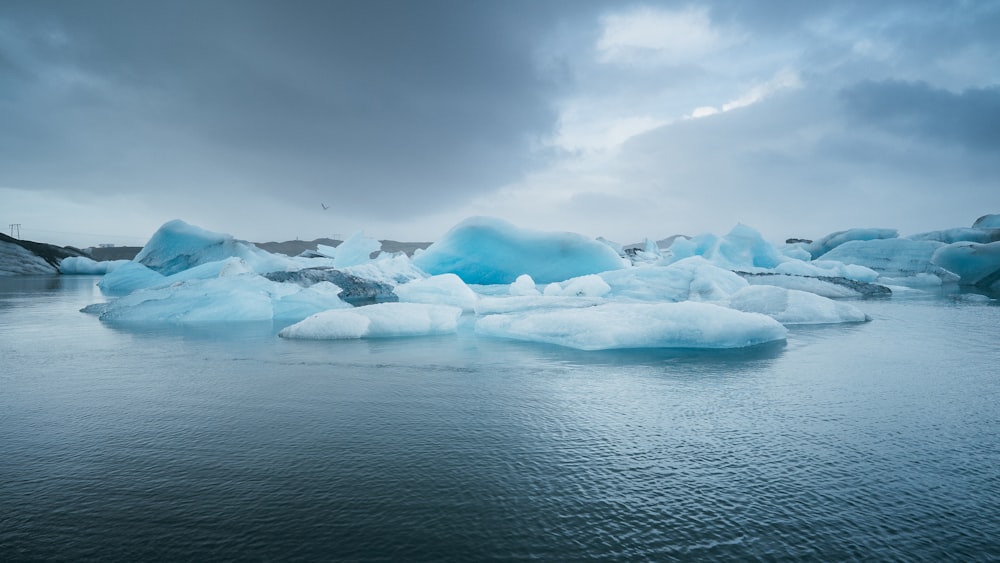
(321, 203, 329, 210)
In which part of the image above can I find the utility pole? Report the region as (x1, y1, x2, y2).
(9, 224, 20, 238)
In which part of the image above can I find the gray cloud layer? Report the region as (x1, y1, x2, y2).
(2, 0, 999, 245)
(1, 1, 578, 215)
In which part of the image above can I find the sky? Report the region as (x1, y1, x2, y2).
(2, 0, 999, 248)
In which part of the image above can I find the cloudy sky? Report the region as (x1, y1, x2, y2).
(2, 0, 999, 247)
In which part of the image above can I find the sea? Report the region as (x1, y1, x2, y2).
(2, 275, 998, 561)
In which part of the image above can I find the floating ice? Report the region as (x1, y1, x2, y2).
(931, 241, 1000, 290)
(738, 272, 891, 298)
(907, 228, 1000, 244)
(98, 261, 168, 295)
(819, 239, 957, 283)
(134, 219, 290, 276)
(412, 216, 626, 284)
(394, 273, 478, 311)
(973, 214, 1000, 229)
(807, 228, 899, 259)
(475, 301, 787, 351)
(85, 273, 350, 323)
(59, 256, 129, 275)
(278, 303, 463, 339)
(599, 257, 748, 303)
(510, 274, 541, 296)
(313, 231, 382, 267)
(664, 224, 785, 270)
(727, 285, 869, 324)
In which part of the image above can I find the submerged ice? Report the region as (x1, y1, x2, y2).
(72, 212, 1000, 351)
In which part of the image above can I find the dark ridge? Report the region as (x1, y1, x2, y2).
(734, 271, 893, 297)
(0, 232, 86, 268)
(264, 268, 398, 305)
(89, 246, 143, 261)
(254, 238, 432, 257)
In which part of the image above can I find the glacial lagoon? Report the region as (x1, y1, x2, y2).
(2, 275, 998, 560)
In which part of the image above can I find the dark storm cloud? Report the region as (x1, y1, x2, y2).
(0, 0, 589, 216)
(840, 80, 1000, 150)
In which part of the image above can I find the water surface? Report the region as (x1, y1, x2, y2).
(1, 276, 998, 560)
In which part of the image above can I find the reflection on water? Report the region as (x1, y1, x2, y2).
(1, 277, 998, 560)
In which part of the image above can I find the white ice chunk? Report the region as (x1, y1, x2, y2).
(727, 285, 869, 324)
(741, 274, 870, 298)
(554, 274, 612, 297)
(341, 252, 427, 286)
(475, 295, 606, 315)
(325, 231, 383, 267)
(510, 274, 541, 296)
(599, 257, 747, 302)
(412, 216, 627, 284)
(278, 303, 463, 340)
(475, 301, 787, 350)
(394, 273, 479, 311)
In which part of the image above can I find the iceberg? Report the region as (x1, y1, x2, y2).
(133, 219, 289, 276)
(264, 267, 398, 304)
(84, 272, 350, 324)
(738, 272, 892, 298)
(973, 214, 1000, 229)
(412, 216, 626, 284)
(818, 239, 957, 283)
(475, 301, 787, 351)
(727, 285, 869, 324)
(931, 241, 1000, 290)
(278, 303, 463, 340)
(663, 224, 786, 270)
(394, 273, 479, 312)
(806, 228, 899, 259)
(60, 256, 129, 275)
(312, 231, 383, 267)
(67, 213, 1000, 352)
(907, 228, 1000, 244)
(599, 257, 748, 303)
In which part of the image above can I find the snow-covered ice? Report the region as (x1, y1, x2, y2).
(278, 303, 462, 339)
(475, 301, 787, 351)
(393, 273, 478, 312)
(727, 285, 869, 324)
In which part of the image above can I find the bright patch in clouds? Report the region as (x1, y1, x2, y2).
(687, 69, 802, 119)
(597, 6, 726, 65)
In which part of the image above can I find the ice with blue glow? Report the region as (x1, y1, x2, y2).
(412, 216, 627, 284)
(134, 219, 290, 276)
(932, 241, 1000, 290)
(59, 256, 129, 275)
(75, 213, 1000, 351)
